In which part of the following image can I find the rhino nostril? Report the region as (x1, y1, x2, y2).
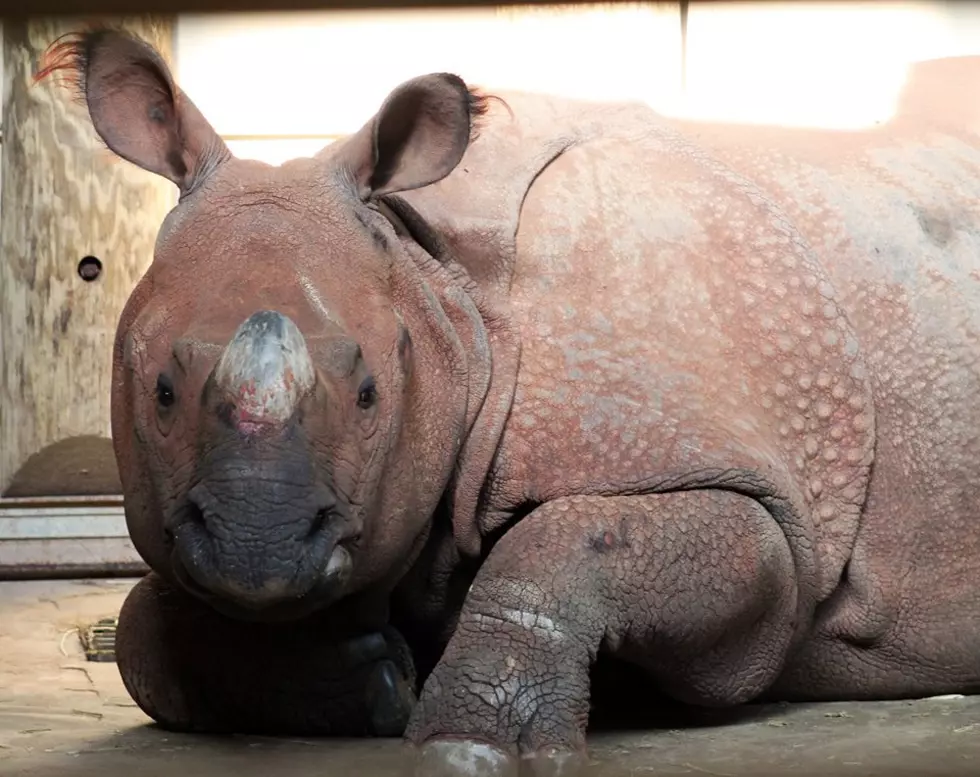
(188, 501, 206, 525)
(307, 508, 329, 539)
(166, 499, 206, 541)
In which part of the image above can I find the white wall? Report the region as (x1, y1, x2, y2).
(681, 1, 980, 128)
(173, 2, 980, 167)
(175, 5, 683, 164)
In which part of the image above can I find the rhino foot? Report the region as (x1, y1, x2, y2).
(413, 739, 586, 777)
(115, 572, 417, 736)
(366, 656, 418, 737)
(403, 561, 594, 767)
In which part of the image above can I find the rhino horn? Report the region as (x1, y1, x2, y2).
(214, 310, 316, 426)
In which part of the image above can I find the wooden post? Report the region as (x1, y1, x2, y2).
(0, 17, 177, 497)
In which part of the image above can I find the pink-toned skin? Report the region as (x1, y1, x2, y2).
(40, 27, 980, 775)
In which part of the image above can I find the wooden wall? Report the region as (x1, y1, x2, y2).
(0, 17, 178, 497)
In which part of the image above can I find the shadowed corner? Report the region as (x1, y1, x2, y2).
(3, 435, 122, 498)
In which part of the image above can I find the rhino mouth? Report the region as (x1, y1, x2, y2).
(166, 489, 359, 622)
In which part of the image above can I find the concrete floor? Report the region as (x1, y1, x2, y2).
(1, 578, 978, 777)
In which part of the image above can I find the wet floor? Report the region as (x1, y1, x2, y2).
(1, 578, 978, 776)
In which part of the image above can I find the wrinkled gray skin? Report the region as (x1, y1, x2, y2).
(43, 28, 980, 777)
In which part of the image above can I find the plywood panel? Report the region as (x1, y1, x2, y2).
(0, 17, 178, 496)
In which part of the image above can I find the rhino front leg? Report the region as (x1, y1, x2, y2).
(115, 572, 417, 737)
(406, 490, 804, 774)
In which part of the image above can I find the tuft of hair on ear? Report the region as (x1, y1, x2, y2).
(33, 30, 91, 105)
(466, 87, 512, 145)
(34, 24, 164, 98)
(34, 24, 126, 96)
(33, 27, 129, 158)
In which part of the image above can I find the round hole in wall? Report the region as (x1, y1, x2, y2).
(78, 256, 103, 282)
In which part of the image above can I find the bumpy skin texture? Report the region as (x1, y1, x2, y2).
(407, 492, 797, 747)
(396, 57, 980, 767)
(41, 28, 980, 772)
(666, 61, 980, 702)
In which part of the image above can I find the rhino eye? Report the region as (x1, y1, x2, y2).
(356, 376, 377, 409)
(156, 373, 176, 408)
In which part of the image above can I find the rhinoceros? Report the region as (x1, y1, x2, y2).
(39, 26, 980, 775)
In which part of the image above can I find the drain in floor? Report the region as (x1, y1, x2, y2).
(79, 617, 118, 662)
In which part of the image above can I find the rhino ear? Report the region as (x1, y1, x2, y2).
(36, 28, 229, 196)
(345, 73, 487, 199)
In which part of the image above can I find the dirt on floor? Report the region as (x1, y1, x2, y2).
(0, 578, 978, 777)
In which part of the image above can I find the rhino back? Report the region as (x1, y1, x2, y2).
(405, 90, 878, 608)
(669, 59, 980, 691)
(401, 68, 980, 686)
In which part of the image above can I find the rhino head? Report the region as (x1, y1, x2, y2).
(42, 29, 490, 622)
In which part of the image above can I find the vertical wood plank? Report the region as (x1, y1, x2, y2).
(0, 17, 177, 496)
